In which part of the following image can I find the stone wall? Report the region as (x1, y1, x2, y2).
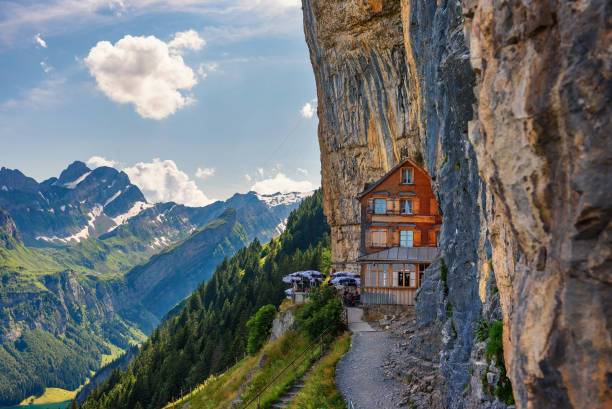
(302, 0, 611, 408)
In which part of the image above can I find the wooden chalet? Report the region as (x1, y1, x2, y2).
(356, 158, 442, 305)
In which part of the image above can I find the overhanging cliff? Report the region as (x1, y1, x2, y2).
(302, 0, 611, 408)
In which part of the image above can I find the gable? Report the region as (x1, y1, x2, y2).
(357, 158, 430, 200)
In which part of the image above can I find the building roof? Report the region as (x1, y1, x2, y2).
(357, 158, 425, 199)
(357, 246, 439, 263)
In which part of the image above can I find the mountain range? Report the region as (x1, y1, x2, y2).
(0, 161, 312, 406)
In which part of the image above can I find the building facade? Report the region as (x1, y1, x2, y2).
(356, 159, 442, 305)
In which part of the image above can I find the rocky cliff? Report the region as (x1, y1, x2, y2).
(302, 0, 611, 408)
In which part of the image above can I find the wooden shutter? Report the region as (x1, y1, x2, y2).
(414, 230, 422, 246)
(413, 198, 420, 214)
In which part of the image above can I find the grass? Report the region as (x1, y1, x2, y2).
(100, 342, 124, 366)
(19, 388, 77, 405)
(164, 330, 349, 409)
(165, 331, 316, 409)
(286, 331, 350, 409)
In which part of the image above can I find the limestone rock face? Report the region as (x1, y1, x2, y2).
(302, 0, 422, 271)
(463, 0, 612, 407)
(302, 0, 611, 408)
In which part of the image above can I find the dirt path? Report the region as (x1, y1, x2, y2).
(335, 308, 409, 409)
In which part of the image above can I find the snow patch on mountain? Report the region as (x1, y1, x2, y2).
(36, 204, 103, 244)
(275, 218, 288, 235)
(64, 171, 92, 189)
(38, 191, 49, 205)
(1, 185, 7, 191)
(104, 190, 122, 207)
(256, 191, 314, 207)
(109, 201, 153, 231)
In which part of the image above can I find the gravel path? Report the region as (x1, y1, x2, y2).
(336, 309, 409, 409)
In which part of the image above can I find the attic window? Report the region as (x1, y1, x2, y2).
(401, 168, 413, 184)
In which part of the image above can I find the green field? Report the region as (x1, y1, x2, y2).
(2, 401, 70, 409)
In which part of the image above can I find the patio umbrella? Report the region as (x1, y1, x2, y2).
(331, 271, 359, 279)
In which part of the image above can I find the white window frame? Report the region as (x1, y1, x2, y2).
(400, 230, 414, 247)
(401, 168, 414, 184)
(401, 199, 413, 215)
(374, 198, 386, 214)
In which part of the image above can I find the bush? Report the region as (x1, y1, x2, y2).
(296, 287, 344, 341)
(485, 320, 515, 405)
(246, 305, 277, 355)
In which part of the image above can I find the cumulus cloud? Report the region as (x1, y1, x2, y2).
(250, 172, 315, 195)
(195, 167, 215, 178)
(296, 168, 308, 176)
(86, 156, 212, 206)
(123, 158, 212, 206)
(84, 33, 198, 120)
(168, 29, 205, 52)
(300, 98, 317, 118)
(34, 33, 47, 48)
(40, 61, 52, 73)
(245, 174, 252, 181)
(86, 156, 118, 169)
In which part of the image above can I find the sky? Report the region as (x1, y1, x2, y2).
(0, 0, 321, 205)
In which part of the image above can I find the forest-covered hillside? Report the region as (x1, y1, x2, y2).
(74, 189, 330, 409)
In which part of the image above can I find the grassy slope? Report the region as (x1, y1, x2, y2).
(164, 330, 349, 409)
(287, 332, 350, 409)
(20, 388, 78, 406)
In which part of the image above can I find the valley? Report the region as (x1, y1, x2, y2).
(0, 162, 311, 407)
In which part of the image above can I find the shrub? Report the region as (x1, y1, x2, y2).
(485, 320, 515, 405)
(440, 258, 448, 282)
(296, 287, 344, 341)
(246, 304, 277, 355)
(474, 318, 489, 342)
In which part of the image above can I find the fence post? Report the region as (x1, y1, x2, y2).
(257, 394, 260, 409)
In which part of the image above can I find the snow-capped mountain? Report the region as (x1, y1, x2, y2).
(256, 190, 314, 207)
(0, 162, 310, 250)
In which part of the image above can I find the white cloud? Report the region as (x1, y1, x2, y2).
(245, 173, 252, 181)
(250, 172, 315, 195)
(123, 158, 212, 206)
(40, 61, 52, 73)
(34, 33, 47, 48)
(168, 29, 205, 52)
(195, 167, 215, 178)
(257, 168, 264, 176)
(296, 168, 308, 176)
(85, 156, 212, 206)
(197, 62, 218, 79)
(86, 156, 118, 169)
(300, 98, 317, 118)
(84, 34, 198, 120)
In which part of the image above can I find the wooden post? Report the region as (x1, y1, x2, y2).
(257, 394, 260, 409)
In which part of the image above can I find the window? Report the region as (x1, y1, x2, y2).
(401, 199, 413, 215)
(401, 168, 413, 184)
(366, 264, 377, 286)
(371, 229, 387, 247)
(380, 265, 389, 287)
(374, 198, 386, 214)
(392, 264, 403, 286)
(407, 264, 416, 287)
(400, 230, 414, 247)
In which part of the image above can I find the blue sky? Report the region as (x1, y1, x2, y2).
(0, 0, 320, 204)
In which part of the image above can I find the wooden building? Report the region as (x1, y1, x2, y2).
(356, 158, 442, 305)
